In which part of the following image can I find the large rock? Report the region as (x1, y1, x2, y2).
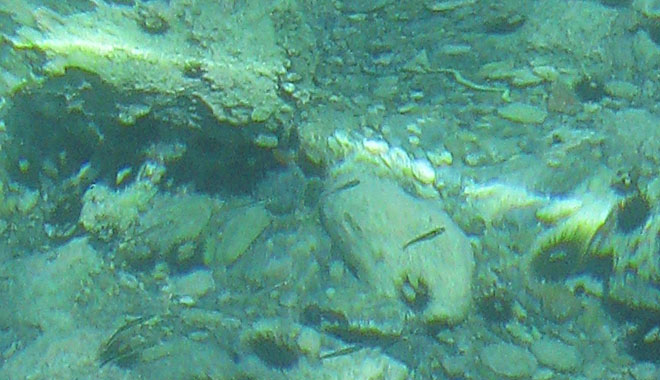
(321, 174, 474, 324)
(7, 1, 285, 125)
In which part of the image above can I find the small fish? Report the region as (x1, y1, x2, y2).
(403, 226, 446, 250)
(321, 179, 361, 201)
(332, 179, 361, 193)
(98, 315, 167, 367)
(320, 345, 362, 360)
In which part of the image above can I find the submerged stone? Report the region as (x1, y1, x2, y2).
(481, 342, 538, 379)
(321, 174, 474, 324)
(498, 102, 547, 124)
(531, 337, 581, 372)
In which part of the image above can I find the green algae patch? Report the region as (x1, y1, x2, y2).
(498, 102, 548, 124)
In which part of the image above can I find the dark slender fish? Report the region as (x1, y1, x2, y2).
(332, 179, 361, 193)
(320, 345, 362, 360)
(403, 226, 446, 250)
(320, 179, 361, 202)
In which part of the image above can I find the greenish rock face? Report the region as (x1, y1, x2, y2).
(6, 1, 285, 126)
(497, 102, 547, 124)
(320, 174, 474, 325)
(203, 203, 271, 268)
(531, 337, 581, 373)
(480, 343, 538, 379)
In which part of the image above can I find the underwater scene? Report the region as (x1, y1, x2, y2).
(1, 0, 660, 379)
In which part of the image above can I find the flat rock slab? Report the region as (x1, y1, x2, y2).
(481, 342, 538, 379)
(531, 337, 581, 373)
(321, 174, 474, 324)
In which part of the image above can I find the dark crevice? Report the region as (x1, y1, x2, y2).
(3, 69, 278, 199)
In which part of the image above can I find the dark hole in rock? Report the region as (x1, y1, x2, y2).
(300, 304, 323, 326)
(477, 286, 513, 324)
(399, 275, 430, 312)
(645, 21, 660, 46)
(626, 324, 660, 363)
(256, 166, 306, 215)
(300, 304, 348, 327)
(532, 238, 582, 281)
(249, 333, 300, 370)
(617, 194, 650, 234)
(574, 76, 605, 103)
(167, 133, 276, 195)
(606, 298, 660, 363)
(533, 232, 613, 282)
(42, 185, 85, 239)
(583, 254, 613, 280)
(2, 68, 277, 200)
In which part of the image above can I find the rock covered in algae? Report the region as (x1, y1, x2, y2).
(321, 174, 474, 324)
(80, 181, 218, 265)
(497, 102, 547, 124)
(79, 181, 157, 240)
(530, 193, 615, 281)
(5, 0, 286, 125)
(203, 203, 272, 267)
(480, 342, 538, 379)
(531, 337, 581, 373)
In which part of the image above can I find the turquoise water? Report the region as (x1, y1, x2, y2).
(0, 0, 658, 379)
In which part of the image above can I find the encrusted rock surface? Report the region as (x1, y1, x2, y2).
(321, 173, 474, 324)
